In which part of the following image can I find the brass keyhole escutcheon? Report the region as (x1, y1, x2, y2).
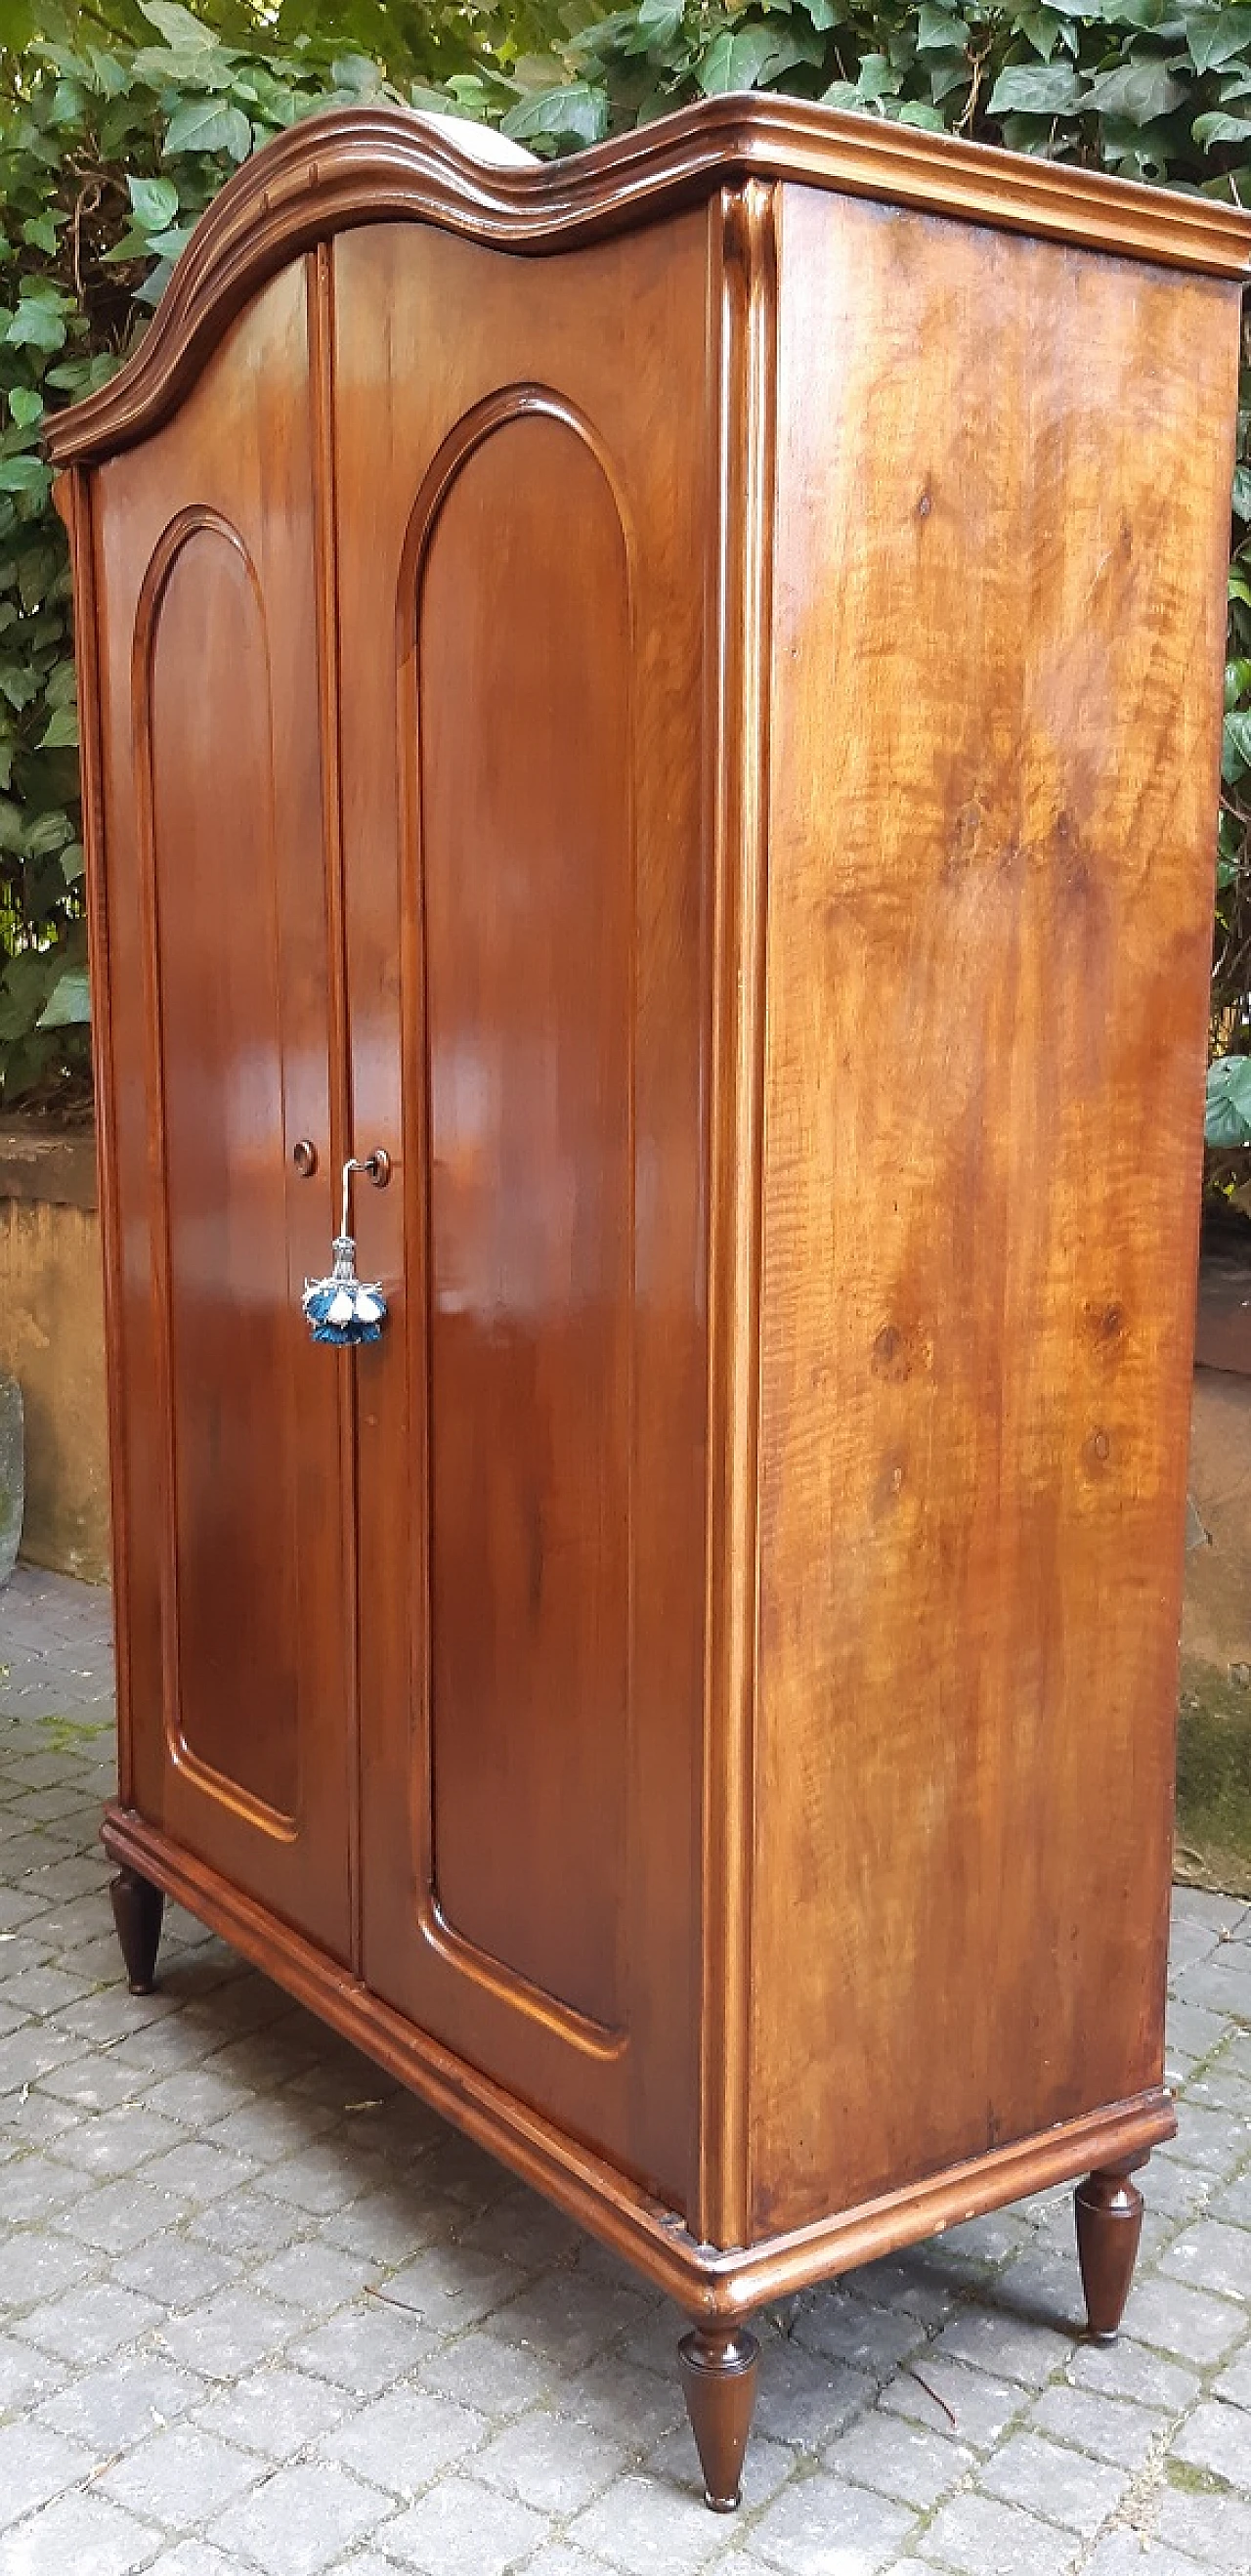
(292, 1139, 319, 1177)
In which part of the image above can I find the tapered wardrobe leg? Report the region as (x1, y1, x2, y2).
(109, 1867, 165, 1994)
(678, 2320, 760, 2512)
(1075, 2166, 1145, 2341)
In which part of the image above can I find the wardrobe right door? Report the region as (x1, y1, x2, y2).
(333, 214, 711, 2207)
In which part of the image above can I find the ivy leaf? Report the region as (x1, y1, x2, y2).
(132, 41, 237, 91)
(1224, 708, 1251, 776)
(104, 227, 160, 264)
(45, 660, 77, 711)
(144, 224, 194, 259)
(127, 173, 180, 230)
(6, 300, 65, 352)
(1194, 107, 1251, 139)
(0, 951, 58, 1044)
(857, 50, 903, 94)
(38, 707, 78, 750)
(698, 23, 817, 91)
(49, 75, 91, 124)
(929, 56, 968, 96)
(135, 257, 177, 309)
(1086, 0, 1179, 26)
(330, 54, 388, 97)
(1014, 5, 1068, 61)
(1206, 1055, 1251, 1147)
(139, 1, 221, 50)
(8, 386, 42, 428)
(1081, 57, 1186, 121)
(988, 59, 1087, 110)
(162, 98, 252, 157)
(630, 0, 685, 48)
(37, 965, 89, 1026)
(24, 810, 73, 856)
(916, 5, 966, 49)
(21, 214, 58, 253)
(500, 82, 607, 144)
(1186, 6, 1251, 71)
(0, 454, 50, 496)
(86, 46, 132, 99)
(0, 666, 36, 715)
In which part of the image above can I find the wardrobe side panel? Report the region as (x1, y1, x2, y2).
(751, 187, 1236, 2234)
(90, 258, 354, 1956)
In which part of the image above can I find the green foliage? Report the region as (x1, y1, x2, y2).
(1206, 1050, 1251, 1144)
(0, 2, 408, 1108)
(2, 0, 1251, 1106)
(1218, 352, 1251, 1105)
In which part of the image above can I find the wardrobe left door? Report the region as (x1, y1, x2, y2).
(89, 255, 355, 1962)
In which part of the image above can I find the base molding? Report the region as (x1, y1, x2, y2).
(103, 1802, 1176, 2316)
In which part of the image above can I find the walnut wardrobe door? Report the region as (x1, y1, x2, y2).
(92, 256, 353, 1960)
(333, 218, 711, 2205)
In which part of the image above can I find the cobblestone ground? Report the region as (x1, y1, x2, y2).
(2, 1565, 1250, 2576)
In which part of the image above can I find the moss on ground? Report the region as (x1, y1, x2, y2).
(1176, 1657, 1251, 1899)
(1166, 2458, 1237, 2499)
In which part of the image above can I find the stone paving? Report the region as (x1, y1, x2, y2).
(2, 1563, 1251, 2576)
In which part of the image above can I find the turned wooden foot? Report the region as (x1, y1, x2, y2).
(1075, 2166, 1144, 2341)
(109, 1867, 164, 1994)
(678, 2320, 759, 2511)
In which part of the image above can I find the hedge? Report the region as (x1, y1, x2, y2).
(1, 0, 1247, 1118)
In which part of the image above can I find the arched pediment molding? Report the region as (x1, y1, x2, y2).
(45, 94, 1251, 469)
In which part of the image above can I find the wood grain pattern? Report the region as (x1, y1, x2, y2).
(749, 184, 1239, 2238)
(56, 108, 1239, 2488)
(137, 507, 301, 1822)
(101, 1794, 1175, 2316)
(678, 2323, 760, 2511)
(333, 213, 710, 2203)
(44, 104, 1251, 481)
(697, 179, 776, 2250)
(1076, 2167, 1146, 2338)
(308, 238, 364, 1975)
(89, 258, 354, 1958)
(418, 403, 633, 2038)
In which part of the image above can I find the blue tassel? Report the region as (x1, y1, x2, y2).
(302, 1235, 387, 1347)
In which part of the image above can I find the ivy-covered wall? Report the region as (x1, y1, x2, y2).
(2, 0, 1249, 1114)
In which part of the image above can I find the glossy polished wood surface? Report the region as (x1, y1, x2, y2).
(44, 99, 1251, 485)
(1076, 2167, 1146, 2339)
(419, 412, 632, 2033)
(56, 99, 1246, 2498)
(100, 1792, 1177, 2315)
(750, 185, 1239, 2237)
(89, 259, 353, 1958)
(333, 213, 710, 2202)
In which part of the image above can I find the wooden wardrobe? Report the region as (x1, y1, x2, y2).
(49, 96, 1249, 2509)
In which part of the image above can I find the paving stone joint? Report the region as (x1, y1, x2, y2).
(2, 1565, 1250, 2574)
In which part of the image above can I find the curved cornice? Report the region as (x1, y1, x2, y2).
(46, 93, 1251, 466)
